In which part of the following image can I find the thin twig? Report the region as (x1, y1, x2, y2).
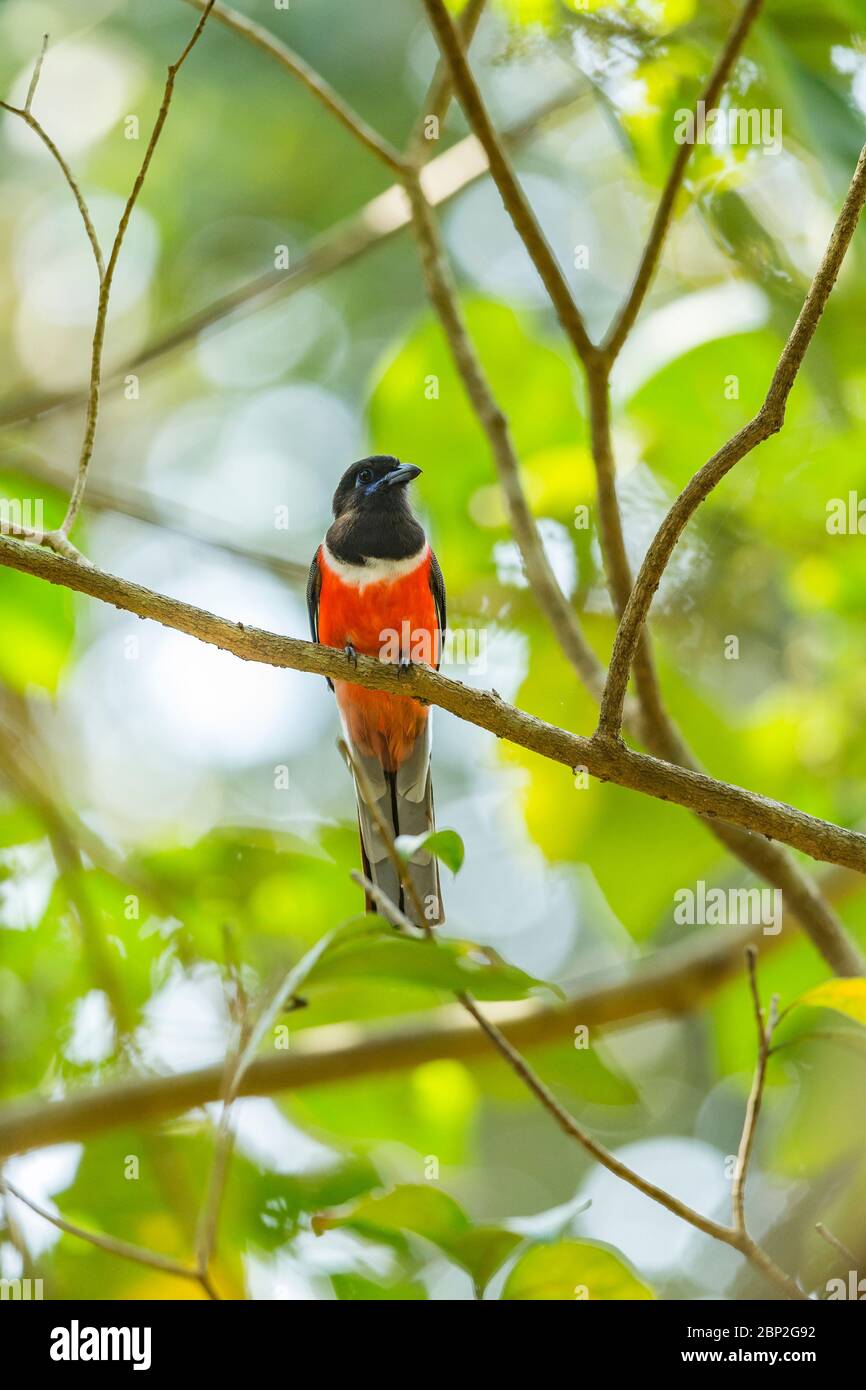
(0, 86, 582, 431)
(421, 0, 596, 365)
(815, 1223, 858, 1266)
(402, 166, 607, 699)
(0, 1175, 209, 1289)
(597, 141, 866, 742)
(604, 0, 765, 359)
(732, 947, 777, 1234)
(194, 1009, 250, 1284)
(357, 869, 805, 1299)
(59, 0, 216, 539)
(184, 0, 407, 174)
(24, 33, 49, 113)
(406, 0, 488, 163)
(1, 45, 104, 280)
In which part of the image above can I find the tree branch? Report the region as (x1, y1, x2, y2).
(597, 140, 866, 741)
(2, 535, 866, 883)
(402, 167, 608, 699)
(2, 445, 311, 584)
(732, 947, 777, 1234)
(0, 87, 580, 431)
(0, 1175, 216, 1296)
(603, 0, 765, 359)
(815, 1222, 858, 1266)
(59, 0, 216, 541)
(421, 0, 597, 365)
(0, 69, 105, 281)
(360, 868, 805, 1299)
(405, 0, 862, 980)
(184, 0, 408, 175)
(406, 0, 488, 162)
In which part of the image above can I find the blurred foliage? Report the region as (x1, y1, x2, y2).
(1, 0, 866, 1300)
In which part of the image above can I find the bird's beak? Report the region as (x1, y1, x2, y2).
(383, 463, 422, 487)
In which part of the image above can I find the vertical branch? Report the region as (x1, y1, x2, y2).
(420, 0, 596, 364)
(597, 140, 866, 743)
(732, 947, 777, 1234)
(354, 867, 805, 1299)
(184, 0, 407, 174)
(402, 167, 607, 696)
(604, 0, 765, 358)
(585, 364, 670, 736)
(406, 0, 488, 162)
(60, 0, 216, 539)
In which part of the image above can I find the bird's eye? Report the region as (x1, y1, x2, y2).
(356, 468, 373, 486)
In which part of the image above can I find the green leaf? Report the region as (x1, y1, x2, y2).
(501, 1240, 654, 1301)
(396, 828, 465, 875)
(331, 1273, 427, 1300)
(314, 1184, 470, 1245)
(234, 921, 368, 1073)
(793, 978, 866, 1028)
(308, 926, 553, 1001)
(447, 1227, 522, 1294)
(314, 1184, 520, 1294)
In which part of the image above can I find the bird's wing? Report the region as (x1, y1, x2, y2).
(306, 547, 333, 692)
(306, 548, 322, 641)
(429, 547, 447, 669)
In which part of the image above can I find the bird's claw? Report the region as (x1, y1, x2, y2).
(344, 643, 358, 668)
(397, 656, 412, 678)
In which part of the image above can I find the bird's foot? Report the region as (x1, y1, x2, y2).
(397, 655, 412, 678)
(344, 643, 358, 668)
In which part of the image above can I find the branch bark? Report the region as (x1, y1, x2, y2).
(2, 535, 866, 884)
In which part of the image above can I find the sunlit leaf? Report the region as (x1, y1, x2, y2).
(501, 1240, 654, 1301)
(314, 1183, 519, 1293)
(793, 978, 866, 1028)
(396, 828, 465, 874)
(308, 925, 554, 1001)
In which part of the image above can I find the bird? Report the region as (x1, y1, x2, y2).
(307, 455, 446, 927)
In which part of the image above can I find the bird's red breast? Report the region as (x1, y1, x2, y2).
(316, 544, 438, 772)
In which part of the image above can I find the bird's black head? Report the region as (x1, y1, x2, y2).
(327, 455, 425, 565)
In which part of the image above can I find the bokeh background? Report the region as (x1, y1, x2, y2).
(1, 0, 866, 1300)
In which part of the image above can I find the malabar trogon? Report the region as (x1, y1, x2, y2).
(308, 456, 446, 926)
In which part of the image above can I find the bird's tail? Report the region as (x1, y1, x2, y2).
(342, 723, 443, 928)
